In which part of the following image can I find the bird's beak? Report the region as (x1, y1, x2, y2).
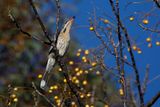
(69, 16, 75, 24)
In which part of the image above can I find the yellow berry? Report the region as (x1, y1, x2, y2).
(84, 50, 89, 55)
(72, 76, 77, 81)
(85, 104, 89, 107)
(89, 68, 93, 71)
(76, 52, 81, 56)
(14, 88, 18, 91)
(76, 72, 81, 76)
(56, 99, 61, 103)
(82, 56, 86, 60)
(71, 101, 76, 105)
(50, 86, 54, 90)
(137, 50, 142, 54)
(129, 17, 134, 21)
(58, 68, 62, 71)
(37, 74, 43, 79)
(84, 70, 89, 74)
(54, 96, 59, 100)
(75, 79, 79, 84)
(104, 105, 109, 107)
(143, 19, 149, 24)
(80, 94, 84, 98)
(104, 19, 109, 23)
(156, 41, 160, 46)
(87, 93, 91, 97)
(132, 45, 137, 50)
(63, 79, 67, 83)
(13, 98, 18, 102)
(96, 71, 100, 75)
(8, 102, 11, 106)
(91, 62, 97, 66)
(69, 61, 74, 65)
(89, 26, 94, 31)
(83, 59, 87, 62)
(11, 94, 16, 98)
(82, 80, 87, 85)
(78, 49, 82, 52)
(75, 67, 79, 72)
(79, 70, 83, 74)
(119, 88, 124, 95)
(146, 37, 151, 42)
(48, 89, 52, 93)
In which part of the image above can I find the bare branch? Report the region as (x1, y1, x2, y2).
(32, 82, 56, 107)
(153, 0, 160, 8)
(9, 11, 51, 45)
(142, 65, 150, 95)
(146, 91, 160, 107)
(109, 0, 144, 106)
(55, 0, 61, 42)
(57, 58, 84, 107)
(28, 0, 52, 42)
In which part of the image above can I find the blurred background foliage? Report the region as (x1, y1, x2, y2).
(0, 0, 122, 107)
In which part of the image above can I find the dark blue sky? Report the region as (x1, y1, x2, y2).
(44, 0, 160, 106)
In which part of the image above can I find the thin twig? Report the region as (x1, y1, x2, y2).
(32, 82, 56, 107)
(115, 0, 126, 106)
(142, 65, 150, 95)
(55, 0, 61, 43)
(28, 0, 52, 42)
(9, 11, 51, 45)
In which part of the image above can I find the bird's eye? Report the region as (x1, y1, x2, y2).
(63, 28, 66, 33)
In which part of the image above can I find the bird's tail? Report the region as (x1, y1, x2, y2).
(40, 53, 55, 90)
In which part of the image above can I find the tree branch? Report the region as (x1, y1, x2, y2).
(146, 91, 160, 107)
(9, 11, 51, 45)
(32, 82, 56, 107)
(109, 0, 144, 106)
(153, 0, 160, 8)
(28, 0, 52, 42)
(55, 0, 61, 43)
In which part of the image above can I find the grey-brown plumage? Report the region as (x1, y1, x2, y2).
(40, 17, 75, 90)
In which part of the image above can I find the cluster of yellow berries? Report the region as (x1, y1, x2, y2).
(53, 95, 61, 106)
(82, 56, 87, 62)
(76, 49, 89, 56)
(10, 94, 18, 102)
(119, 88, 124, 96)
(146, 37, 160, 47)
(8, 93, 19, 106)
(131, 45, 142, 54)
(129, 16, 149, 24)
(146, 37, 152, 48)
(85, 104, 95, 107)
(48, 85, 58, 93)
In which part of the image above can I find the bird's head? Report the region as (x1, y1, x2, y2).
(61, 16, 75, 35)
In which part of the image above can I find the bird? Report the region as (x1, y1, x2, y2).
(40, 16, 75, 90)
